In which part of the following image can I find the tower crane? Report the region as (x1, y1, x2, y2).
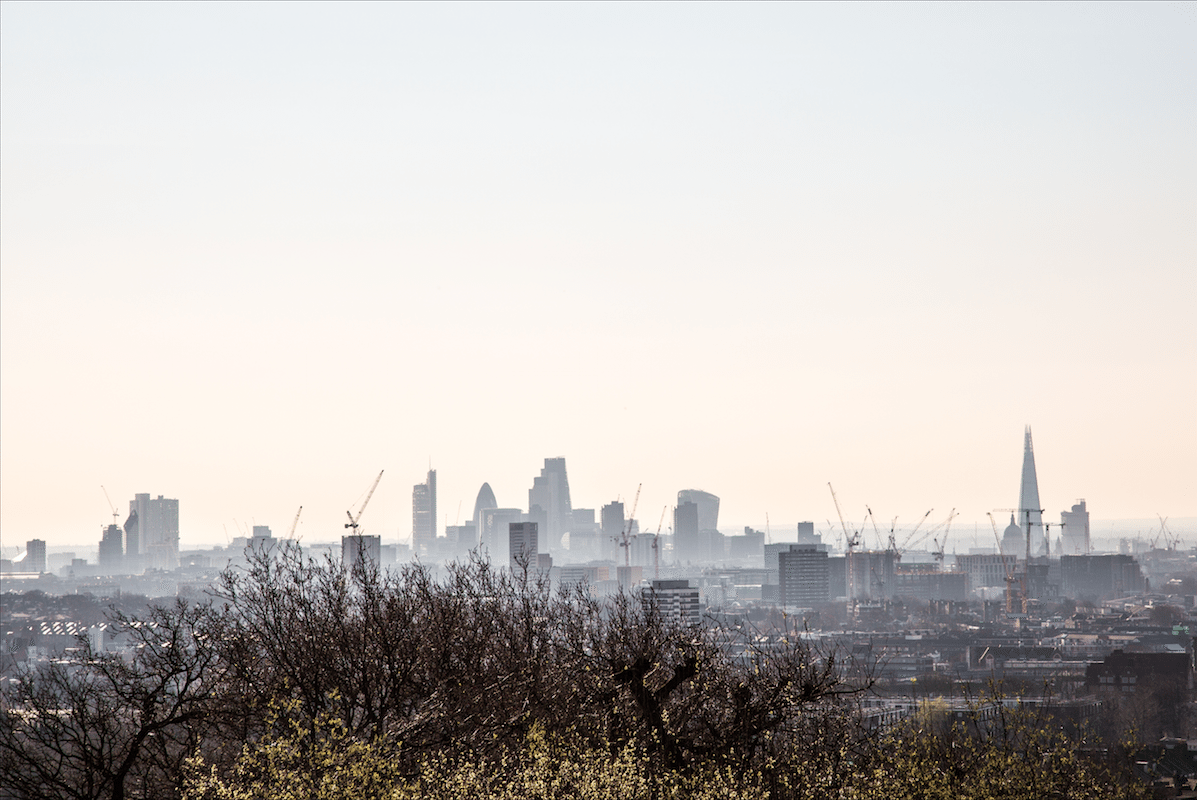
(866, 505, 885, 550)
(887, 516, 900, 553)
(1153, 515, 1179, 551)
(993, 507, 1045, 565)
(1044, 519, 1066, 555)
(828, 483, 859, 601)
(100, 486, 119, 526)
(345, 470, 384, 534)
(618, 483, 641, 568)
(988, 512, 1020, 614)
(652, 505, 667, 578)
(899, 509, 934, 553)
(289, 506, 303, 538)
(866, 506, 884, 550)
(826, 519, 841, 548)
(929, 509, 957, 568)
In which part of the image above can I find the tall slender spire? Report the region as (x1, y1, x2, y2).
(1018, 426, 1045, 556)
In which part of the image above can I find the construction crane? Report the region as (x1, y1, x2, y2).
(1153, 514, 1178, 551)
(988, 512, 1020, 614)
(828, 483, 859, 601)
(993, 507, 1045, 565)
(899, 509, 934, 553)
(100, 486, 119, 526)
(618, 484, 641, 568)
(883, 516, 900, 554)
(866, 506, 884, 550)
(288, 506, 303, 538)
(929, 509, 957, 568)
(345, 470, 384, 534)
(652, 505, 667, 578)
(1044, 519, 1066, 555)
(826, 519, 841, 548)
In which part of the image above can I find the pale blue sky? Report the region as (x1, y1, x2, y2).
(2, 2, 1194, 548)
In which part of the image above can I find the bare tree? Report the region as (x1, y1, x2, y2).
(211, 546, 873, 779)
(0, 600, 229, 800)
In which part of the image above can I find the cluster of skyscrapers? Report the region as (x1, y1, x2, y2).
(3, 430, 1116, 621)
(398, 457, 752, 578)
(92, 493, 180, 573)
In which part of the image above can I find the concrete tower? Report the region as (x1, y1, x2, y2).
(528, 457, 572, 548)
(1018, 427, 1045, 558)
(129, 494, 179, 570)
(412, 469, 437, 555)
(1061, 500, 1090, 556)
(677, 490, 719, 533)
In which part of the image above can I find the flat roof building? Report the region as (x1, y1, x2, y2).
(641, 579, 701, 626)
(509, 521, 539, 572)
(342, 534, 381, 570)
(779, 544, 829, 608)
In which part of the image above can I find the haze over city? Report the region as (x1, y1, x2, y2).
(2, 3, 1194, 551)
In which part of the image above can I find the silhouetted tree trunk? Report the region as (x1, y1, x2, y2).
(0, 600, 229, 800)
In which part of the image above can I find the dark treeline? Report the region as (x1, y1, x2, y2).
(1, 547, 1149, 799)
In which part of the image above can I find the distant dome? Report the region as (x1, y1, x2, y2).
(473, 483, 498, 526)
(1001, 514, 1023, 556)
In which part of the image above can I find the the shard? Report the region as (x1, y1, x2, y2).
(1017, 426, 1045, 557)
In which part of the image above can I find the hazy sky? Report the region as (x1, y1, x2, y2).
(2, 2, 1194, 551)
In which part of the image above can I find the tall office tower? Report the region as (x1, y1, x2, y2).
(779, 544, 830, 607)
(412, 469, 437, 556)
(98, 524, 124, 572)
(1061, 499, 1091, 556)
(480, 508, 523, 557)
(473, 483, 498, 535)
(1017, 427, 1045, 557)
(600, 501, 625, 562)
(508, 521, 539, 570)
(123, 509, 140, 565)
(674, 501, 700, 564)
(677, 490, 719, 533)
(130, 494, 179, 570)
(797, 521, 816, 542)
(342, 534, 381, 569)
(528, 457, 572, 547)
(25, 539, 46, 574)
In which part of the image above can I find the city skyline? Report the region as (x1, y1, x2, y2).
(3, 437, 1193, 555)
(2, 4, 1194, 550)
